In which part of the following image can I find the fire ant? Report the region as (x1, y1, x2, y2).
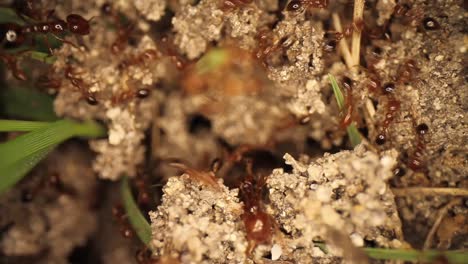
(239, 159, 275, 254)
(20, 172, 70, 203)
(169, 162, 222, 191)
(111, 87, 151, 105)
(0, 11, 91, 52)
(253, 29, 284, 66)
(112, 204, 134, 239)
(396, 59, 418, 85)
(286, 0, 329, 11)
(375, 97, 400, 145)
(160, 37, 189, 70)
(118, 49, 158, 70)
(340, 76, 354, 128)
(407, 123, 429, 171)
(100, 2, 136, 54)
(133, 176, 152, 207)
(322, 20, 364, 53)
(64, 65, 99, 105)
(0, 53, 26, 80)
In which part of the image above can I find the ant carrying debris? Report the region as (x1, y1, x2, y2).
(169, 162, 222, 191)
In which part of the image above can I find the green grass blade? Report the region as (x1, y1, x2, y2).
(0, 7, 25, 24)
(0, 87, 57, 121)
(363, 247, 468, 263)
(314, 242, 468, 263)
(0, 146, 55, 194)
(29, 51, 57, 64)
(0, 119, 106, 194)
(328, 74, 362, 147)
(0, 120, 49, 132)
(347, 124, 361, 147)
(121, 176, 152, 245)
(329, 74, 345, 109)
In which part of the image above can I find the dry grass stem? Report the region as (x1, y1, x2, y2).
(351, 0, 365, 67)
(332, 13, 353, 69)
(391, 188, 468, 197)
(423, 198, 462, 249)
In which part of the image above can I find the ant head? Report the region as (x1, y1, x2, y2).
(286, 1, 303, 12)
(66, 14, 90, 35)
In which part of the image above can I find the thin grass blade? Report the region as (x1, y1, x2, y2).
(0, 146, 55, 193)
(0, 119, 105, 194)
(329, 74, 362, 147)
(329, 74, 345, 109)
(314, 242, 468, 263)
(121, 176, 152, 245)
(0, 120, 49, 132)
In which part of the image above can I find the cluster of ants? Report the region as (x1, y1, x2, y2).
(111, 145, 279, 263)
(0, 1, 162, 106)
(327, 3, 440, 174)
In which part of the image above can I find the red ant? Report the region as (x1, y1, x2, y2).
(322, 20, 364, 53)
(111, 88, 151, 105)
(100, 2, 136, 54)
(160, 37, 189, 70)
(396, 59, 419, 85)
(1, 12, 91, 52)
(375, 97, 400, 145)
(20, 172, 71, 203)
(118, 49, 158, 70)
(407, 123, 429, 171)
(133, 176, 152, 207)
(135, 247, 160, 264)
(64, 65, 99, 105)
(0, 5, 92, 80)
(169, 162, 222, 191)
(112, 204, 135, 239)
(253, 29, 284, 66)
(0, 53, 26, 80)
(286, 0, 329, 11)
(339, 77, 354, 128)
(239, 159, 275, 254)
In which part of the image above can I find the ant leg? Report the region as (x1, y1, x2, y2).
(0, 53, 27, 80)
(45, 9, 57, 21)
(42, 34, 54, 57)
(51, 34, 80, 51)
